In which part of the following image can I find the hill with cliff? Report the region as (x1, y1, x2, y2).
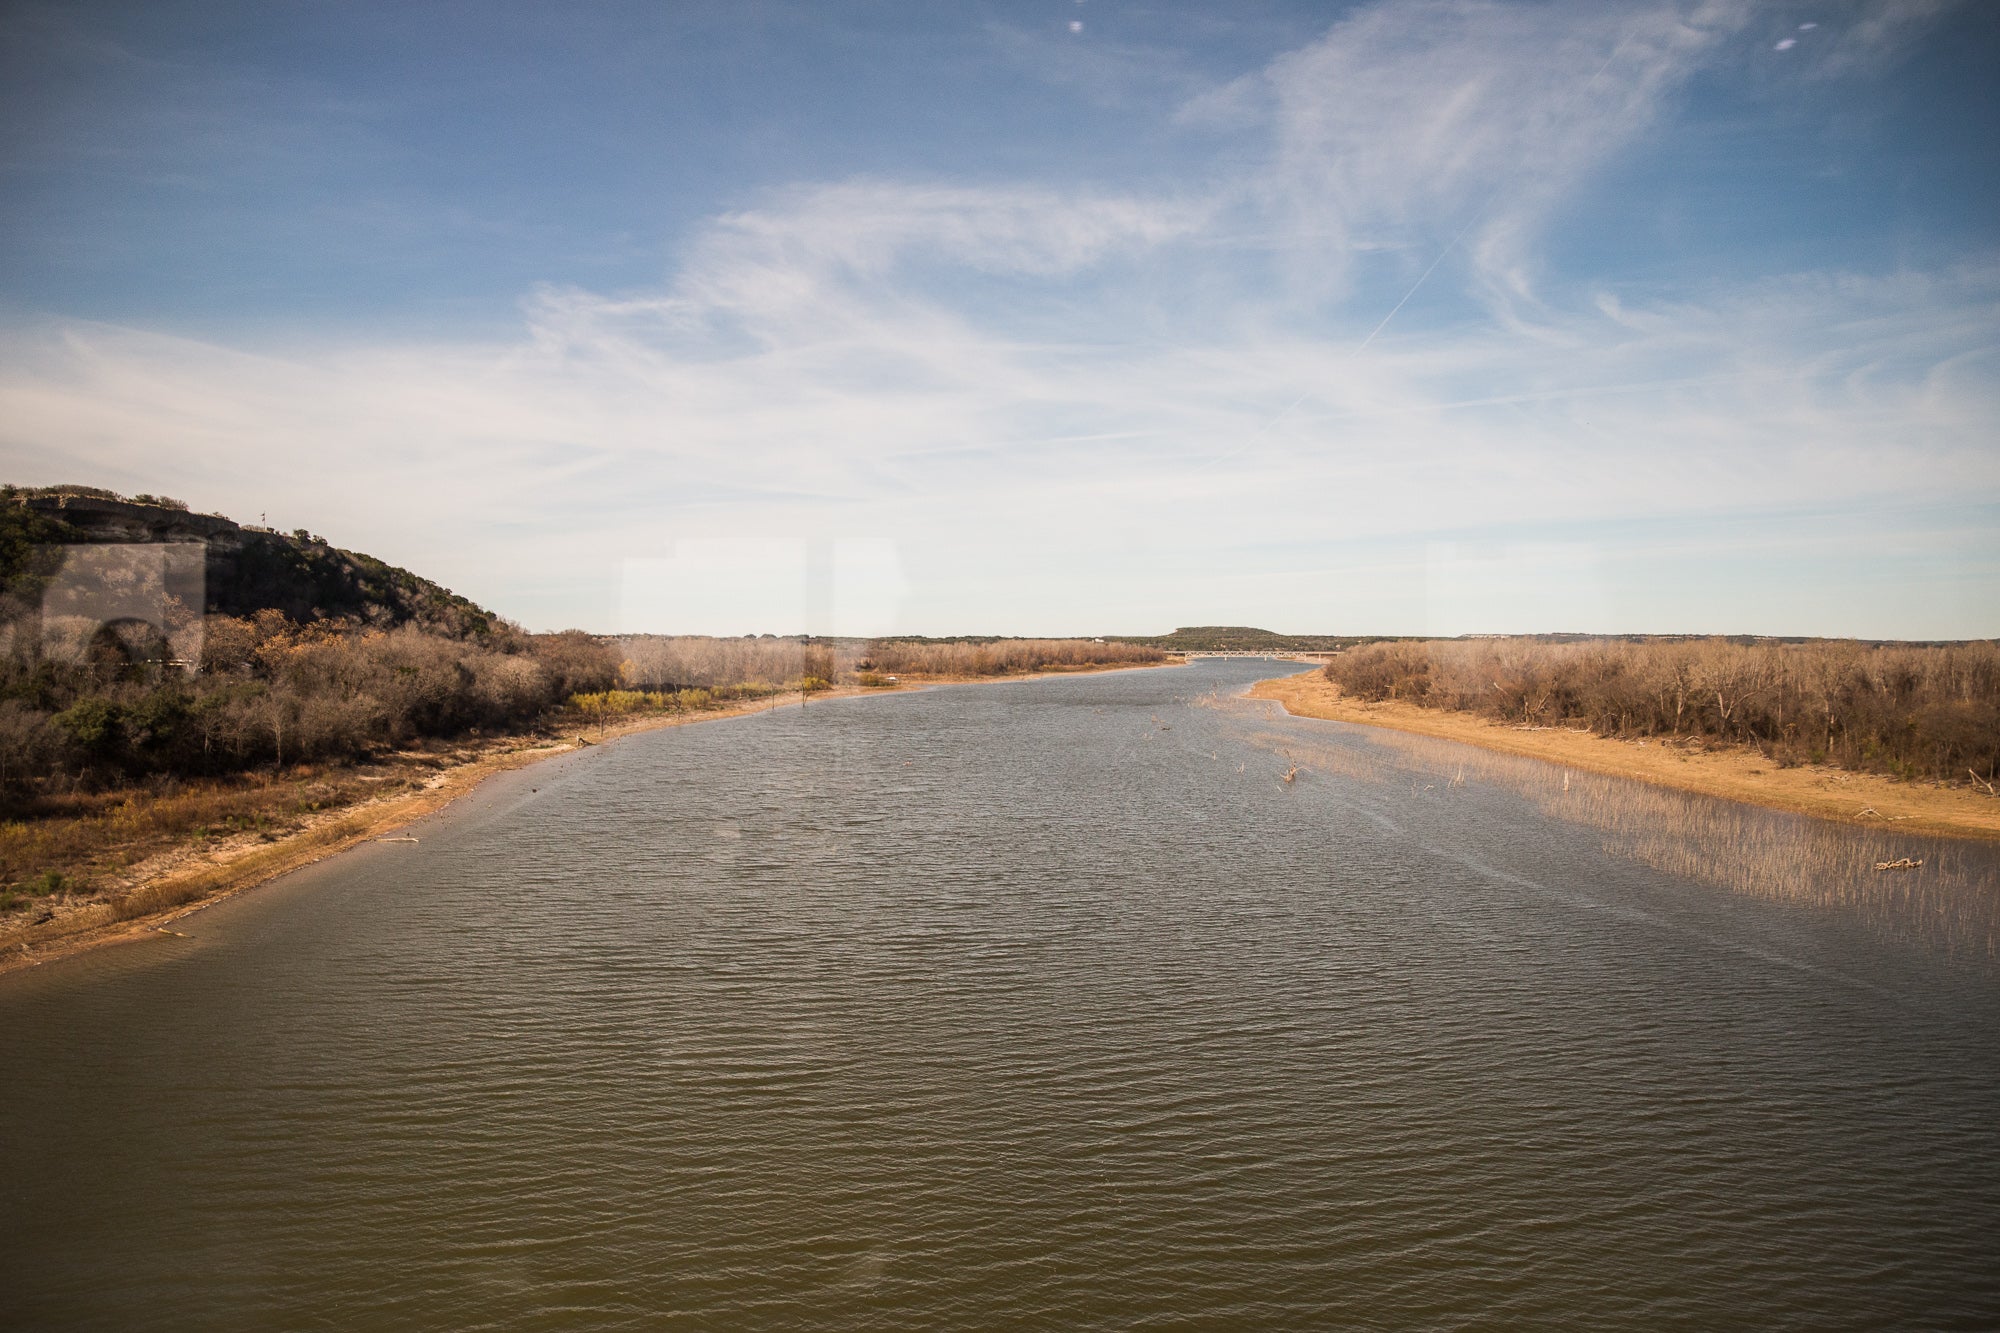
(1, 485, 497, 636)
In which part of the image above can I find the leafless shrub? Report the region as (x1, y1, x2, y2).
(618, 635, 1163, 689)
(1324, 637, 2000, 783)
(0, 611, 624, 798)
(618, 636, 807, 689)
(861, 639, 1163, 676)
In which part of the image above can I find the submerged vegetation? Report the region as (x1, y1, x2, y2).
(1322, 637, 2000, 785)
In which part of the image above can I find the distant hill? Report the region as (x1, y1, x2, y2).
(1, 485, 498, 637)
(1109, 626, 1396, 653)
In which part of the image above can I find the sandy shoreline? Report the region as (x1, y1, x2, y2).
(12, 654, 1992, 978)
(0, 661, 1175, 978)
(1250, 668, 2000, 843)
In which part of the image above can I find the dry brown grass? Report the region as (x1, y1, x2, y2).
(1321, 636, 2000, 783)
(860, 639, 1164, 676)
(1, 773, 378, 887)
(0, 739, 539, 971)
(0, 754, 458, 943)
(617, 635, 1166, 690)
(1253, 669, 2000, 842)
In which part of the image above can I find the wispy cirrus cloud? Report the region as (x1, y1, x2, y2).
(1202, 0, 1756, 315)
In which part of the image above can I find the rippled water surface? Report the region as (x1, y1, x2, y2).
(4, 660, 1999, 1329)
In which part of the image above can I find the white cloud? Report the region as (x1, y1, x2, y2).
(0, 0, 1989, 636)
(620, 538, 908, 637)
(6, 229, 1990, 635)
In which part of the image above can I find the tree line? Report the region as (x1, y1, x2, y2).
(616, 635, 1163, 689)
(1321, 637, 2000, 783)
(860, 638, 1163, 677)
(2, 621, 1169, 808)
(0, 611, 620, 805)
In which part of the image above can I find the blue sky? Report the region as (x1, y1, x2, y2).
(2, 0, 1996, 637)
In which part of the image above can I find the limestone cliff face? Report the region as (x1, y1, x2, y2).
(9, 490, 498, 637)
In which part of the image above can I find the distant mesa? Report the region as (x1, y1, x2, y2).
(1110, 626, 1383, 654)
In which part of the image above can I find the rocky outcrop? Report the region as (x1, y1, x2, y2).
(8, 488, 498, 637)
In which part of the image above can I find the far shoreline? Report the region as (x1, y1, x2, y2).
(1249, 667, 2000, 843)
(0, 658, 1181, 980)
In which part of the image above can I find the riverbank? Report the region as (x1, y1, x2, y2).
(0, 660, 1178, 976)
(1251, 668, 2000, 842)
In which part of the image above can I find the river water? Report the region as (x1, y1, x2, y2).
(3, 660, 1998, 1329)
